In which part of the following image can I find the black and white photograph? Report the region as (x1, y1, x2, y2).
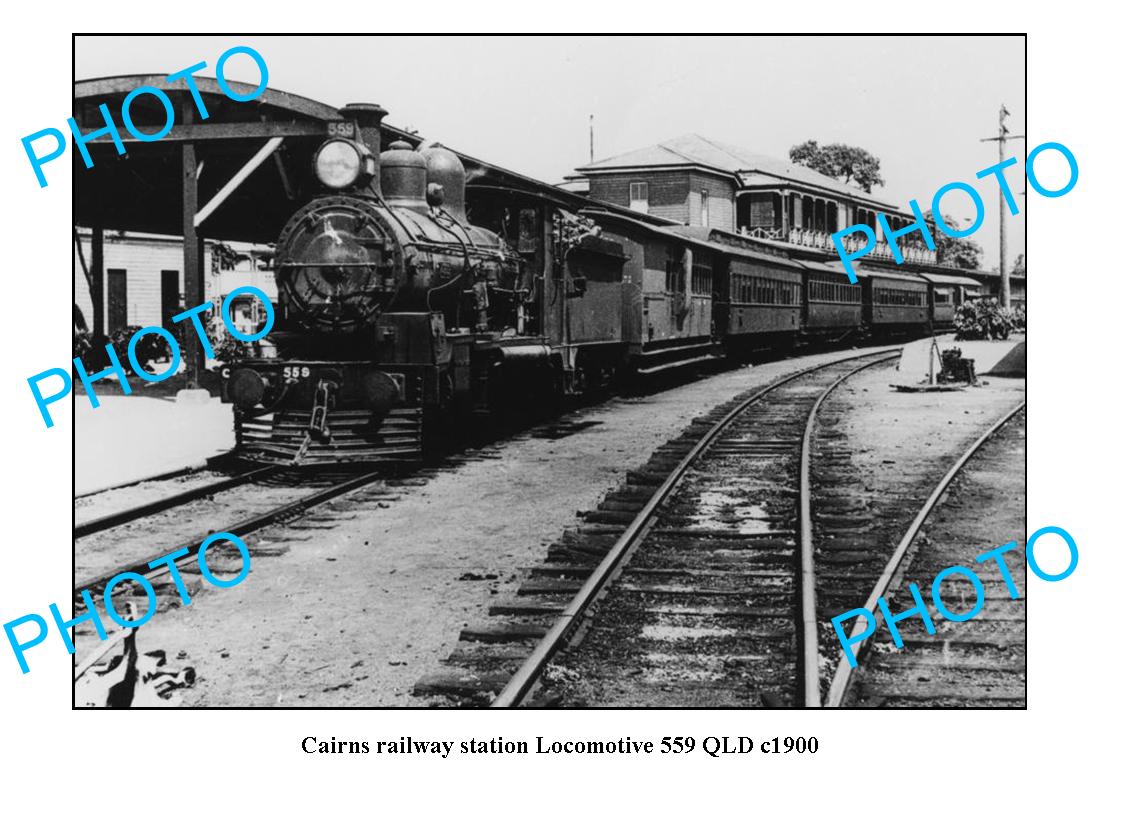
(4, 9, 1120, 813)
(68, 34, 1030, 709)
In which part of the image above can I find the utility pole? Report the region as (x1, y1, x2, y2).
(589, 114, 595, 163)
(980, 104, 1025, 307)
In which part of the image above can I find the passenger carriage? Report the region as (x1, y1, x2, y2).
(719, 250, 802, 353)
(859, 267, 930, 337)
(582, 211, 721, 375)
(800, 260, 864, 342)
(919, 272, 984, 331)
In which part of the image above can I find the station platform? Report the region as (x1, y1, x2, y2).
(897, 334, 1026, 383)
(950, 334, 1026, 375)
(75, 395, 234, 496)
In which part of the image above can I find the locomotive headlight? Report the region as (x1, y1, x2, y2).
(314, 138, 374, 190)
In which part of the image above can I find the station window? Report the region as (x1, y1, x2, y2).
(700, 190, 710, 228)
(630, 182, 649, 214)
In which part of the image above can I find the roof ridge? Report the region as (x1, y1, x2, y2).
(655, 140, 702, 165)
(696, 133, 872, 195)
(692, 133, 750, 167)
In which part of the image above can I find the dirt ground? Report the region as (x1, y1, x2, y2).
(812, 359, 1025, 688)
(78, 345, 916, 707)
(851, 411, 1027, 706)
(532, 348, 1025, 707)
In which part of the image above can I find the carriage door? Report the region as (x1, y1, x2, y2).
(712, 256, 730, 340)
(669, 247, 690, 330)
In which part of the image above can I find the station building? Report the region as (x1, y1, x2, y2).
(574, 133, 958, 272)
(73, 229, 275, 338)
(965, 265, 1027, 310)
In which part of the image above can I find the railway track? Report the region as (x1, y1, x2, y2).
(414, 348, 1025, 708)
(74, 469, 399, 603)
(72, 464, 432, 687)
(74, 436, 523, 688)
(824, 403, 1026, 707)
(75, 465, 282, 538)
(413, 348, 902, 706)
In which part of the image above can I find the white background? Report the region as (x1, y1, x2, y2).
(0, 5, 1115, 811)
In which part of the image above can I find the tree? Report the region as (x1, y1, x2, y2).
(789, 140, 885, 193)
(921, 210, 983, 270)
(1013, 253, 1026, 276)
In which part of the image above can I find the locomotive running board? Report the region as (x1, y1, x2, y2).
(635, 353, 723, 376)
(634, 340, 725, 375)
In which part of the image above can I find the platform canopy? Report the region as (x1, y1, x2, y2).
(74, 76, 356, 243)
(73, 74, 596, 385)
(74, 75, 590, 244)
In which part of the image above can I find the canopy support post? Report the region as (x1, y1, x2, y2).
(91, 225, 104, 338)
(182, 103, 202, 391)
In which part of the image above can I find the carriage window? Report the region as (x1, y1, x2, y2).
(692, 264, 713, 296)
(812, 278, 860, 304)
(876, 287, 925, 306)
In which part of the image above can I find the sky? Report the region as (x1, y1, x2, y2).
(76, 35, 1026, 268)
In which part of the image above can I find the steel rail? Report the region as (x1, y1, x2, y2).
(74, 454, 236, 500)
(797, 355, 899, 707)
(75, 469, 386, 601)
(75, 466, 280, 538)
(823, 400, 1027, 708)
(491, 347, 902, 708)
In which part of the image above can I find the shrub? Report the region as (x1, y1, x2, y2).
(73, 326, 92, 363)
(214, 333, 252, 364)
(109, 325, 173, 375)
(73, 299, 251, 379)
(73, 325, 178, 378)
(954, 298, 1016, 341)
(1012, 305, 1027, 332)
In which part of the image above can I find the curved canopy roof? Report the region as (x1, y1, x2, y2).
(73, 75, 593, 244)
(74, 76, 350, 243)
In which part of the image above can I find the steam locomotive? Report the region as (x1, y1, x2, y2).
(220, 104, 980, 466)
